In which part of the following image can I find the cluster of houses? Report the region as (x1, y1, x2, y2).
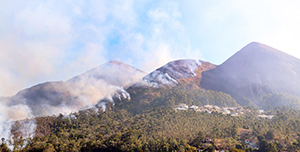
(175, 104, 279, 151)
(175, 104, 251, 116)
(174, 104, 274, 119)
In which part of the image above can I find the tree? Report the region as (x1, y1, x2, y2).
(0, 143, 10, 152)
(230, 148, 245, 152)
(231, 123, 239, 138)
(259, 139, 268, 152)
(266, 142, 278, 152)
(265, 130, 275, 140)
(191, 131, 205, 147)
(204, 145, 215, 152)
(257, 135, 265, 142)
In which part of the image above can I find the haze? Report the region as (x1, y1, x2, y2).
(1, 0, 300, 96)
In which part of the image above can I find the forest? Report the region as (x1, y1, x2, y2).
(111, 84, 239, 114)
(3, 84, 300, 151)
(1, 105, 300, 151)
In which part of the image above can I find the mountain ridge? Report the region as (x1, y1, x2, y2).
(7, 61, 146, 117)
(5, 41, 300, 118)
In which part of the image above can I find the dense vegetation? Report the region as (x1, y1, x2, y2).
(111, 84, 238, 113)
(105, 79, 300, 113)
(260, 93, 300, 110)
(3, 83, 300, 151)
(2, 105, 300, 151)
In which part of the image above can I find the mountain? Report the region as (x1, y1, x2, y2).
(201, 42, 300, 106)
(7, 42, 300, 117)
(132, 59, 216, 88)
(68, 61, 145, 88)
(8, 61, 146, 117)
(98, 59, 234, 112)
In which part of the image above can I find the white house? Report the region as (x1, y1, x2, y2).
(223, 110, 231, 115)
(178, 104, 189, 109)
(190, 105, 199, 109)
(258, 110, 265, 114)
(175, 104, 189, 111)
(258, 115, 274, 119)
(203, 105, 213, 109)
(231, 113, 238, 116)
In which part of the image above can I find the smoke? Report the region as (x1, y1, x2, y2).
(7, 104, 33, 120)
(0, 0, 203, 97)
(67, 78, 124, 110)
(3, 0, 300, 98)
(0, 61, 146, 140)
(118, 1, 197, 72)
(0, 100, 36, 140)
(0, 71, 140, 140)
(15, 119, 37, 139)
(135, 59, 203, 88)
(0, 61, 146, 141)
(60, 61, 146, 113)
(0, 102, 12, 140)
(0, 0, 197, 141)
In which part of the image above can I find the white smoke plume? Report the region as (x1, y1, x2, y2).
(0, 102, 12, 140)
(0, 0, 193, 141)
(134, 59, 204, 88)
(0, 60, 146, 141)
(0, 100, 36, 140)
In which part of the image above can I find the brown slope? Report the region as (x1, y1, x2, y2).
(124, 60, 217, 108)
(201, 42, 300, 105)
(177, 61, 216, 88)
(133, 59, 215, 88)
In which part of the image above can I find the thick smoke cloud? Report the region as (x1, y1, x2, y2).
(4, 0, 300, 143)
(0, 61, 146, 140)
(0, 66, 144, 138)
(0, 0, 191, 141)
(0, 0, 201, 97)
(0, 100, 36, 140)
(2, 1, 300, 97)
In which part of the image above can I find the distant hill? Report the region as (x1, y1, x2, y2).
(8, 61, 146, 117)
(201, 42, 300, 106)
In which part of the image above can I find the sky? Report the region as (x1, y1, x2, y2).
(1, 0, 300, 96)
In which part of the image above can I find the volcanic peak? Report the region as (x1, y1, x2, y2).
(201, 41, 300, 106)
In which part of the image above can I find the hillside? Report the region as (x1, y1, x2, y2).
(8, 61, 146, 117)
(201, 42, 300, 107)
(6, 42, 300, 116)
(7, 105, 300, 152)
(68, 61, 145, 88)
(5, 42, 300, 151)
(99, 59, 225, 112)
(109, 85, 238, 113)
(133, 59, 215, 88)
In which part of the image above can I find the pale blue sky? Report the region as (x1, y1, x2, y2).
(1, 0, 300, 96)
